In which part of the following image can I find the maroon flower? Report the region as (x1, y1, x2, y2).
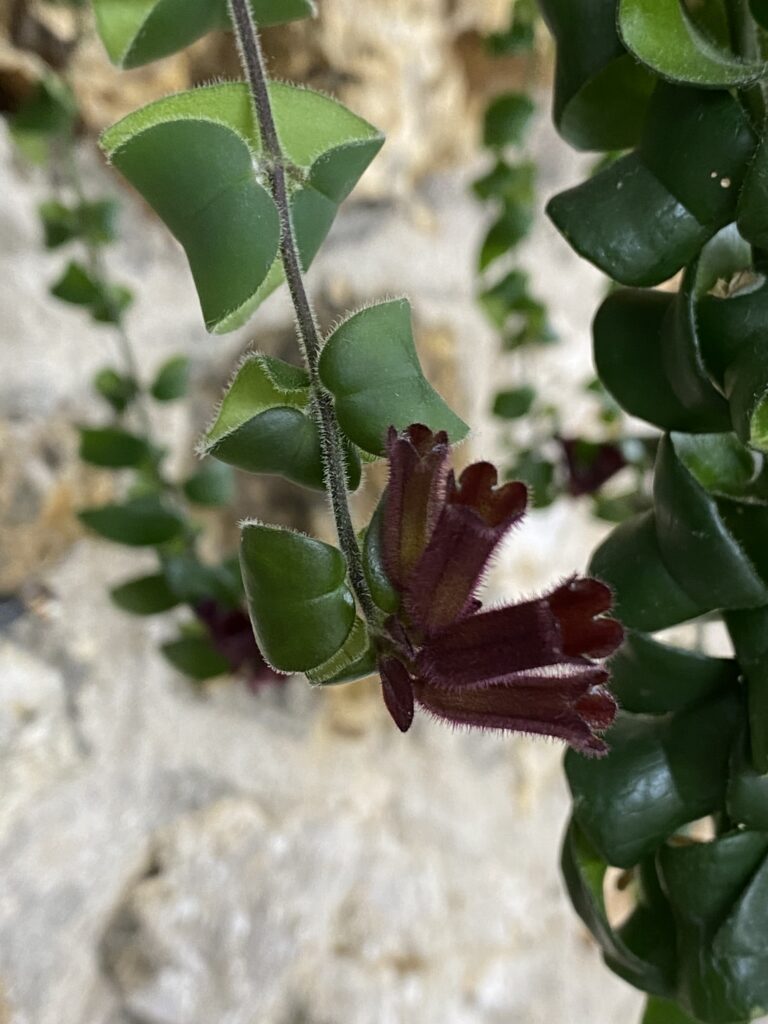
(559, 437, 626, 497)
(376, 425, 623, 756)
(195, 600, 284, 692)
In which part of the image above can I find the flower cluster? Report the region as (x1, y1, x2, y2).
(376, 425, 623, 755)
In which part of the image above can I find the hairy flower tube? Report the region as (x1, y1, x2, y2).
(376, 425, 623, 755)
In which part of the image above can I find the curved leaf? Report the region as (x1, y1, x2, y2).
(79, 495, 185, 547)
(562, 820, 677, 996)
(589, 511, 710, 632)
(654, 433, 768, 609)
(726, 605, 768, 772)
(566, 689, 742, 867)
(162, 633, 231, 681)
(151, 355, 190, 401)
(306, 619, 377, 685)
(240, 523, 356, 673)
(318, 299, 468, 456)
(101, 83, 383, 333)
(202, 353, 360, 490)
(79, 426, 150, 468)
(619, 0, 768, 86)
(110, 573, 180, 615)
(538, 0, 655, 150)
(610, 630, 738, 715)
(93, 0, 315, 69)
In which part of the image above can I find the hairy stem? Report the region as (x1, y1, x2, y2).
(227, 0, 379, 626)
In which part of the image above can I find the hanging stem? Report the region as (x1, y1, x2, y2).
(227, 0, 379, 626)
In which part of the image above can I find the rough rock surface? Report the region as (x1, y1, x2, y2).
(0, 98, 645, 1024)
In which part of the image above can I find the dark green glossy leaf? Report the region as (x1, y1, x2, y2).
(619, 0, 768, 86)
(589, 511, 710, 632)
(110, 573, 180, 615)
(151, 355, 190, 401)
(562, 820, 677, 996)
(102, 83, 383, 334)
(93, 367, 138, 413)
(738, 133, 768, 248)
(727, 734, 768, 830)
(548, 153, 711, 287)
(240, 523, 356, 673)
(566, 689, 742, 867)
(538, 0, 655, 150)
(483, 93, 535, 149)
(610, 630, 738, 715)
(318, 299, 468, 457)
(79, 495, 184, 547)
(654, 433, 768, 609)
(659, 831, 768, 1023)
(594, 288, 701, 431)
(78, 426, 150, 468)
(93, 0, 315, 69)
(161, 634, 231, 681)
(182, 460, 234, 506)
(492, 386, 536, 420)
(726, 605, 768, 772)
(639, 84, 755, 229)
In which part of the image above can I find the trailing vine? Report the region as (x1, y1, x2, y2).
(84, 0, 622, 752)
(476, 1, 657, 518)
(6, 44, 278, 690)
(539, 0, 768, 1021)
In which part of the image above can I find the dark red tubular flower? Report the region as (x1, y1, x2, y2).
(195, 600, 283, 692)
(559, 437, 626, 497)
(376, 425, 623, 756)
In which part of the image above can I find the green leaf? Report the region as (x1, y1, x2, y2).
(240, 523, 356, 673)
(161, 633, 231, 681)
(472, 160, 535, 206)
(162, 553, 243, 607)
(507, 452, 557, 508)
(726, 605, 768, 772)
(654, 433, 768, 610)
(566, 688, 742, 868)
(110, 573, 180, 615)
(101, 83, 383, 333)
(306, 619, 377, 684)
(590, 511, 710, 631)
(478, 204, 533, 268)
(492, 386, 536, 420)
(562, 820, 677, 997)
(483, 93, 535, 149)
(150, 355, 190, 401)
(79, 495, 185, 547)
(78, 426, 150, 468)
(538, 0, 655, 150)
(641, 997, 708, 1024)
(43, 200, 118, 249)
(727, 733, 768, 830)
(51, 261, 102, 306)
(93, 0, 316, 69)
(619, 0, 768, 86)
(10, 75, 76, 164)
(182, 460, 234, 507)
(93, 367, 138, 413)
(319, 300, 468, 456)
(659, 831, 768, 1023)
(50, 261, 132, 324)
(610, 630, 738, 715)
(201, 353, 359, 490)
